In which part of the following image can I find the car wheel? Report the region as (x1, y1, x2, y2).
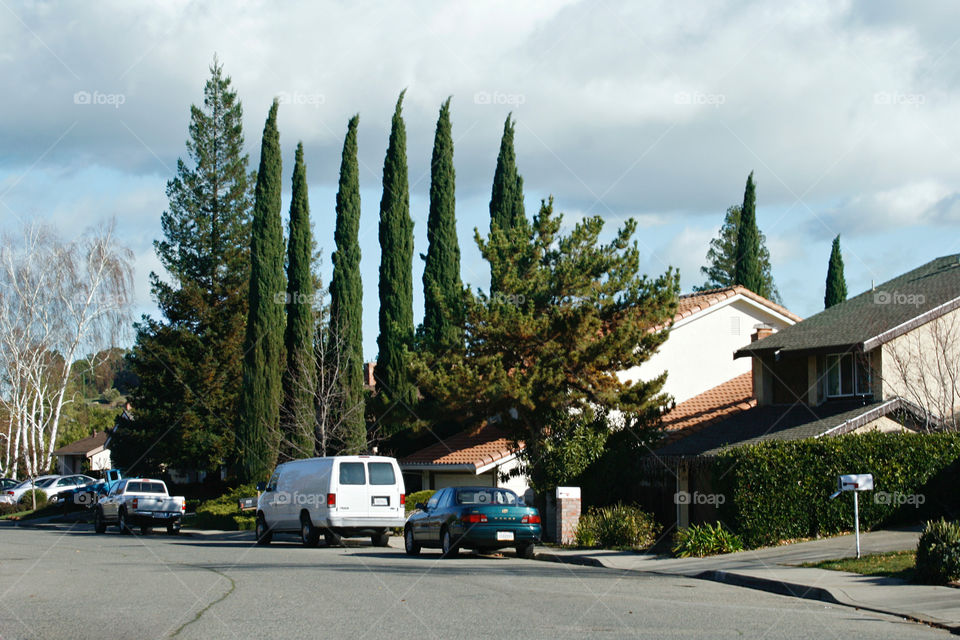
(517, 542, 535, 559)
(324, 530, 342, 547)
(48, 495, 59, 505)
(118, 510, 131, 535)
(371, 529, 390, 547)
(300, 513, 319, 547)
(255, 514, 272, 546)
(94, 508, 106, 534)
(441, 528, 459, 558)
(404, 527, 421, 556)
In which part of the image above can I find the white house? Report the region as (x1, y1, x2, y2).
(51, 431, 112, 475)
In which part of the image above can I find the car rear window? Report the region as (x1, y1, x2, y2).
(36, 478, 57, 488)
(338, 462, 365, 485)
(456, 489, 518, 506)
(126, 482, 166, 494)
(368, 462, 396, 485)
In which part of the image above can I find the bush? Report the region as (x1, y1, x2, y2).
(672, 522, 744, 557)
(714, 431, 960, 548)
(192, 484, 257, 531)
(915, 518, 960, 584)
(18, 489, 48, 509)
(405, 490, 436, 514)
(574, 504, 660, 550)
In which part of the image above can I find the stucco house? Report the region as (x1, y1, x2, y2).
(51, 430, 112, 475)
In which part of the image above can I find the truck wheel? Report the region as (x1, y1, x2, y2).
(516, 542, 535, 559)
(255, 513, 272, 545)
(371, 529, 390, 547)
(404, 526, 421, 556)
(141, 526, 152, 536)
(166, 523, 180, 536)
(324, 529, 342, 547)
(441, 528, 459, 559)
(300, 513, 319, 547)
(118, 510, 131, 535)
(94, 508, 106, 534)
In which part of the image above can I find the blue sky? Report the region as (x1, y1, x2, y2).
(2, 0, 960, 360)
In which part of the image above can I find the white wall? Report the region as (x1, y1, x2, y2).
(619, 297, 795, 404)
(90, 449, 112, 472)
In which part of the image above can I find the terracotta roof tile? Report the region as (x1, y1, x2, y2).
(659, 373, 755, 445)
(400, 422, 521, 469)
(674, 286, 801, 325)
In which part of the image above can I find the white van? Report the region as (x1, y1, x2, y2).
(255, 455, 406, 547)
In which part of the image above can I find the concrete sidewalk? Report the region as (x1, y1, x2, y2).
(536, 528, 960, 634)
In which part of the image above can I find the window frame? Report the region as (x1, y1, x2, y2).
(824, 352, 872, 399)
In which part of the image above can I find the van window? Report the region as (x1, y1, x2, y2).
(368, 462, 396, 485)
(339, 462, 366, 485)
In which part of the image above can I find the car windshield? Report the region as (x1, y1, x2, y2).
(456, 488, 518, 506)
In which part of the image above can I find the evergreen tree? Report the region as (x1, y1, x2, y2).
(374, 91, 416, 431)
(419, 97, 463, 352)
(281, 142, 316, 459)
(121, 58, 253, 475)
(824, 234, 847, 309)
(733, 171, 764, 295)
(329, 115, 367, 454)
(488, 114, 526, 293)
(237, 100, 285, 483)
(698, 204, 780, 302)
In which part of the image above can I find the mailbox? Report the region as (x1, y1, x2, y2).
(838, 474, 874, 492)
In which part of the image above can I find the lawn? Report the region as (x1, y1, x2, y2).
(803, 550, 916, 582)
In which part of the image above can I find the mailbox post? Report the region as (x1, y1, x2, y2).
(830, 473, 874, 558)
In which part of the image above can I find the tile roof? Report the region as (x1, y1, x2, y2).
(737, 255, 960, 357)
(659, 373, 755, 446)
(51, 430, 109, 456)
(673, 286, 801, 325)
(399, 422, 521, 469)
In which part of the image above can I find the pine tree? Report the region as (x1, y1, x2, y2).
(824, 234, 847, 309)
(733, 171, 764, 295)
(420, 97, 463, 352)
(488, 114, 526, 293)
(329, 115, 367, 454)
(374, 91, 416, 431)
(237, 100, 285, 483)
(123, 58, 253, 475)
(698, 204, 781, 302)
(281, 142, 316, 459)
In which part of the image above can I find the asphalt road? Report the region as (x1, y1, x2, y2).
(0, 525, 948, 639)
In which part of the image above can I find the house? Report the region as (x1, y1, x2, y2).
(51, 430, 112, 475)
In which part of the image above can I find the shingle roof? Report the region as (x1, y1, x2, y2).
(673, 286, 801, 325)
(659, 373, 755, 445)
(51, 431, 109, 456)
(399, 422, 521, 469)
(737, 255, 960, 358)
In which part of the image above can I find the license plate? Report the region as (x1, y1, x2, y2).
(372, 496, 389, 506)
(497, 531, 514, 541)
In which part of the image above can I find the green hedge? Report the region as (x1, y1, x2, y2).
(405, 490, 436, 515)
(574, 504, 660, 550)
(714, 432, 960, 548)
(915, 518, 960, 584)
(191, 484, 258, 531)
(673, 522, 743, 558)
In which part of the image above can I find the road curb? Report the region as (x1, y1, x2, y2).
(533, 551, 606, 568)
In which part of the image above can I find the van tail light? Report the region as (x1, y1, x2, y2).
(327, 493, 336, 508)
(400, 494, 405, 506)
(181, 502, 186, 512)
(522, 514, 541, 524)
(461, 514, 488, 524)
(132, 498, 138, 509)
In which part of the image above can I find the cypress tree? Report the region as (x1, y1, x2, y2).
(329, 115, 367, 454)
(824, 234, 847, 309)
(698, 204, 781, 303)
(374, 91, 416, 429)
(237, 99, 285, 483)
(420, 97, 463, 352)
(281, 142, 316, 459)
(489, 114, 525, 293)
(733, 171, 763, 294)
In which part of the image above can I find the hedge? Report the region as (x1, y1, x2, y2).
(713, 431, 960, 548)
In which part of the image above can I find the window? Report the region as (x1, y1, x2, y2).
(265, 472, 279, 493)
(456, 488, 519, 506)
(57, 478, 73, 487)
(426, 489, 443, 511)
(368, 462, 396, 485)
(339, 462, 366, 485)
(825, 353, 871, 398)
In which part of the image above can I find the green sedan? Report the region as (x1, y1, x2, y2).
(404, 486, 541, 559)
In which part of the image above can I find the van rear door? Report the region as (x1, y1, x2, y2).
(335, 460, 368, 518)
(367, 461, 401, 519)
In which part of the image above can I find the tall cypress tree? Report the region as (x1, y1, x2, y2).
(489, 114, 525, 293)
(281, 142, 315, 459)
(420, 97, 463, 352)
(329, 115, 367, 454)
(237, 100, 285, 483)
(733, 171, 763, 294)
(697, 204, 781, 303)
(374, 91, 416, 429)
(824, 234, 847, 309)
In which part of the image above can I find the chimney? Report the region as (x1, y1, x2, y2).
(752, 324, 773, 343)
(751, 324, 774, 406)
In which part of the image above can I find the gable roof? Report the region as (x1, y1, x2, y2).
(399, 422, 521, 472)
(659, 373, 755, 446)
(51, 430, 109, 457)
(736, 254, 960, 358)
(673, 286, 801, 326)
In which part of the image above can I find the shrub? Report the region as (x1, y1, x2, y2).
(574, 504, 660, 550)
(915, 518, 960, 584)
(18, 489, 48, 509)
(405, 490, 436, 514)
(192, 484, 257, 531)
(672, 522, 744, 558)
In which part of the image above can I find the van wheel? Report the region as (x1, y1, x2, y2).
(255, 514, 272, 545)
(300, 513, 319, 547)
(324, 530, 342, 547)
(441, 528, 459, 558)
(372, 530, 390, 547)
(94, 508, 106, 534)
(517, 542, 535, 559)
(404, 527, 421, 556)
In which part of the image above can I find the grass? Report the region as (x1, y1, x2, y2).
(803, 550, 916, 582)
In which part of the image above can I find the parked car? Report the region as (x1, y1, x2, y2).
(1, 475, 60, 504)
(255, 455, 406, 547)
(404, 486, 541, 559)
(0, 478, 18, 491)
(94, 478, 185, 535)
(43, 475, 96, 504)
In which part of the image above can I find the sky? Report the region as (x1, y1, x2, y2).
(2, 0, 960, 360)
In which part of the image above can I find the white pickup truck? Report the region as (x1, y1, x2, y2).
(94, 478, 185, 535)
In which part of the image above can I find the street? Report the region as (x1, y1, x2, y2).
(0, 526, 946, 639)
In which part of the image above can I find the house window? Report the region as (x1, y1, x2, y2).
(730, 316, 740, 336)
(825, 353, 871, 398)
